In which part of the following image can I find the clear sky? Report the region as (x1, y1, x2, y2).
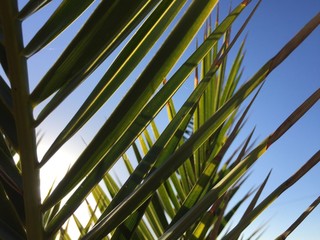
(222, 1, 320, 239)
(16, 0, 320, 239)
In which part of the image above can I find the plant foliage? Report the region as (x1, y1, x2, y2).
(0, 0, 319, 239)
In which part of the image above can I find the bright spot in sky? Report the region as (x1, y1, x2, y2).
(37, 142, 92, 239)
(37, 143, 74, 200)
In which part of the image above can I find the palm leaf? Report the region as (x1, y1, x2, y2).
(0, 0, 319, 239)
(275, 196, 320, 240)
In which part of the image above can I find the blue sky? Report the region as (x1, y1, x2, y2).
(16, 0, 320, 239)
(225, 1, 320, 239)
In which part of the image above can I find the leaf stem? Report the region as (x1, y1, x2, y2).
(0, 1, 43, 239)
